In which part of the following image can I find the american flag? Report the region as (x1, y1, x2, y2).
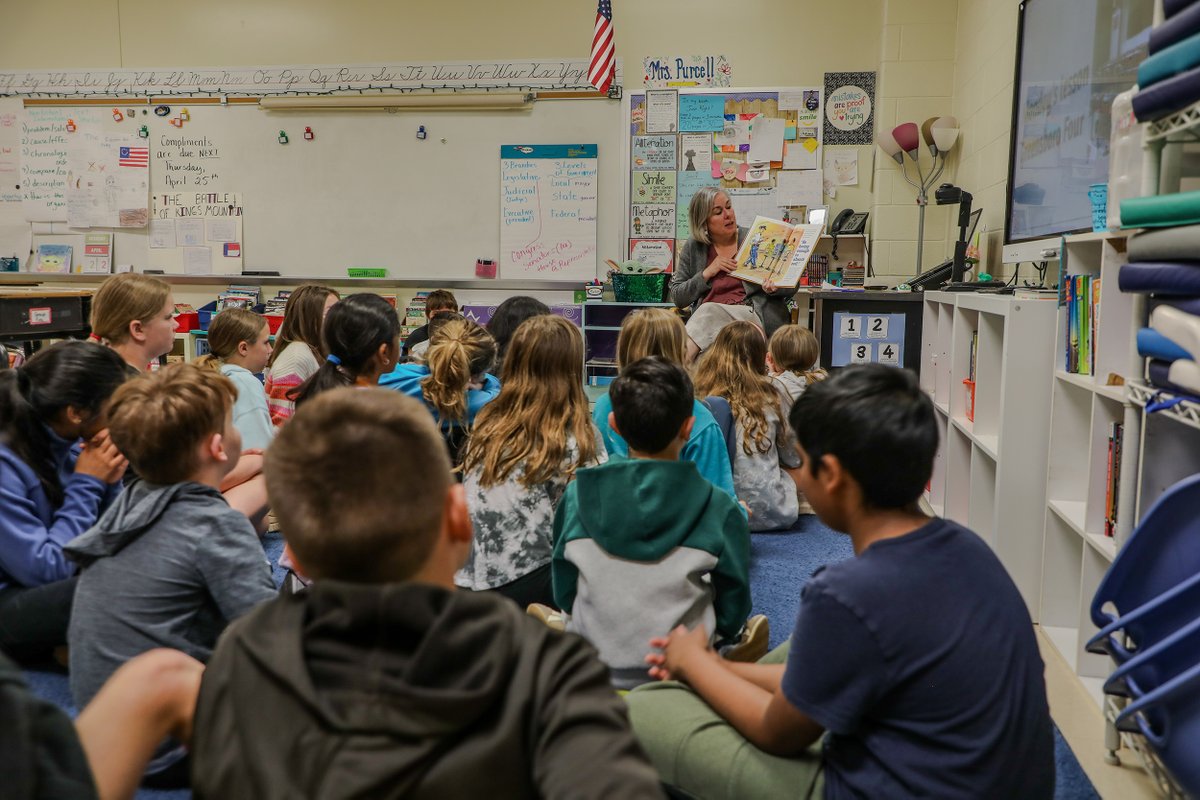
(118, 146, 148, 167)
(589, 0, 616, 95)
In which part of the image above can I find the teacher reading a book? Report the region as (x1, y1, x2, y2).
(670, 187, 795, 361)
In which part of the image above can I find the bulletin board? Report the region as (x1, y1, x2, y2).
(626, 87, 825, 271)
(3, 98, 623, 281)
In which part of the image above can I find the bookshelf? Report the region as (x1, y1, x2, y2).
(920, 290, 1058, 617)
(1039, 231, 1136, 709)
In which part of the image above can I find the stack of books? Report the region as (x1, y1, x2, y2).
(841, 261, 865, 288)
(218, 285, 261, 312)
(263, 290, 291, 316)
(402, 293, 429, 340)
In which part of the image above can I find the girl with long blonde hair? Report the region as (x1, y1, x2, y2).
(693, 321, 801, 531)
(378, 317, 499, 467)
(455, 315, 605, 607)
(591, 308, 738, 505)
(197, 308, 275, 451)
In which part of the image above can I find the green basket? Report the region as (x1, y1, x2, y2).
(611, 272, 667, 303)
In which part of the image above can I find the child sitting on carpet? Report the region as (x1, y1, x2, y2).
(692, 321, 801, 531)
(189, 388, 665, 799)
(591, 308, 738, 505)
(197, 308, 275, 452)
(766, 324, 828, 405)
(551, 357, 763, 688)
(626, 364, 1055, 800)
(263, 283, 339, 426)
(292, 293, 401, 405)
(66, 364, 277, 787)
(380, 317, 500, 468)
(455, 315, 605, 609)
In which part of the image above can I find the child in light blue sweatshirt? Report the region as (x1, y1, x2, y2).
(0, 341, 129, 663)
(198, 308, 275, 451)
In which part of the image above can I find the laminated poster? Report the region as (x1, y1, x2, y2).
(632, 170, 676, 204)
(629, 238, 675, 272)
(645, 89, 679, 134)
(630, 203, 675, 238)
(679, 133, 713, 172)
(631, 135, 678, 170)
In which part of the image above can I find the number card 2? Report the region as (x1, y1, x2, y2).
(839, 315, 863, 339)
(867, 316, 889, 339)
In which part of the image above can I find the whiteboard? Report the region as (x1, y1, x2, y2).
(14, 98, 624, 282)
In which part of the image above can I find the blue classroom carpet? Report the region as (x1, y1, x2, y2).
(22, 528, 1098, 799)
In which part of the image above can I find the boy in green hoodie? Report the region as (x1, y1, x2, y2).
(552, 357, 760, 690)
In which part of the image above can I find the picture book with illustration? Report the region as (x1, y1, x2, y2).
(730, 216, 823, 288)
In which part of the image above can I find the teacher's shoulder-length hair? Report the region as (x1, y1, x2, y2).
(687, 186, 726, 246)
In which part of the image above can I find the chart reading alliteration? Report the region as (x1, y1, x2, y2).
(500, 144, 597, 281)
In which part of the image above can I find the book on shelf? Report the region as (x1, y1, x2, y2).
(969, 330, 978, 382)
(730, 216, 823, 288)
(1104, 421, 1124, 537)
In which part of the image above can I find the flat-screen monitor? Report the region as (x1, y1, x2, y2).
(1005, 0, 1151, 251)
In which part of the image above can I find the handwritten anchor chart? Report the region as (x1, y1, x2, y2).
(500, 145, 598, 281)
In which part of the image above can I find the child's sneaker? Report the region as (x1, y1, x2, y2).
(722, 614, 769, 662)
(526, 603, 566, 631)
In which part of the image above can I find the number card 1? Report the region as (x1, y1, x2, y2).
(839, 315, 863, 339)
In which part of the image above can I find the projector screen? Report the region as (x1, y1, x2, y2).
(1006, 0, 1151, 245)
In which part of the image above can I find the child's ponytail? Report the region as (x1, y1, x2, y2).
(292, 294, 399, 408)
(422, 319, 495, 425)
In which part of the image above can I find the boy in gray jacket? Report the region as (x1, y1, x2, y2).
(66, 364, 275, 783)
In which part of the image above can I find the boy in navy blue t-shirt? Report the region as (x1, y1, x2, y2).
(627, 364, 1054, 799)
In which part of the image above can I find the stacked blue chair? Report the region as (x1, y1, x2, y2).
(1086, 473, 1200, 794)
(1086, 473, 1200, 662)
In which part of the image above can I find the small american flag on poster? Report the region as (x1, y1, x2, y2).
(118, 146, 149, 167)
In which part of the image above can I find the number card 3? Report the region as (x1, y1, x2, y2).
(849, 343, 872, 364)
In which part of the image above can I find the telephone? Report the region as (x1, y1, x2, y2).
(830, 209, 869, 235)
(829, 209, 868, 260)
